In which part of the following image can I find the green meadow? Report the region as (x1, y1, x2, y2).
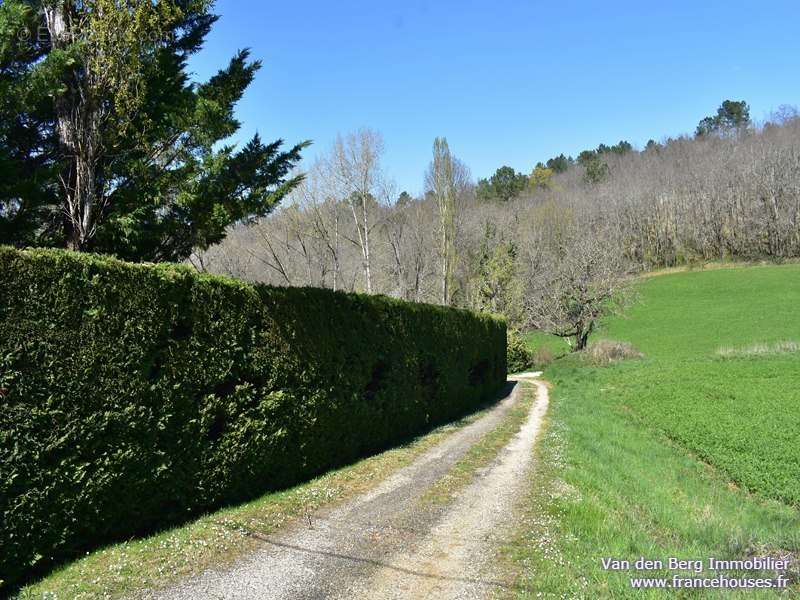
(509, 265, 800, 597)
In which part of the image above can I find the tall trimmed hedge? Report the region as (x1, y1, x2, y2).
(0, 247, 506, 589)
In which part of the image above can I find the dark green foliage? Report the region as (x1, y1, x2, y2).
(593, 141, 631, 155)
(476, 166, 529, 202)
(644, 138, 660, 152)
(506, 329, 533, 373)
(696, 99, 751, 137)
(576, 149, 596, 166)
(470, 224, 522, 326)
(578, 151, 609, 184)
(396, 191, 413, 206)
(574, 140, 632, 184)
(583, 158, 608, 184)
(0, 247, 506, 590)
(0, 1, 307, 260)
(545, 153, 572, 173)
(607, 140, 632, 155)
(0, 1, 61, 247)
(576, 140, 631, 183)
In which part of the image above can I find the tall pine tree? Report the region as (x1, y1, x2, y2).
(0, 0, 308, 261)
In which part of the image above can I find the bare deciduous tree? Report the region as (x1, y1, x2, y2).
(295, 165, 345, 291)
(195, 115, 800, 329)
(323, 129, 392, 294)
(426, 138, 472, 305)
(524, 238, 635, 351)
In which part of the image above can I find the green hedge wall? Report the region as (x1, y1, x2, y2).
(0, 247, 506, 589)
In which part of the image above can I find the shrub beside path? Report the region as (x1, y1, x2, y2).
(141, 374, 548, 600)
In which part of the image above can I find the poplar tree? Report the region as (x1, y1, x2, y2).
(429, 137, 457, 305)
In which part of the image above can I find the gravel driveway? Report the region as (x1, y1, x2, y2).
(140, 374, 547, 600)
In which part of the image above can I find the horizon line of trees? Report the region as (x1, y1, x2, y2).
(0, 6, 793, 350)
(477, 100, 754, 199)
(196, 100, 800, 342)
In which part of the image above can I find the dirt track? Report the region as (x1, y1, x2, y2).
(142, 374, 547, 600)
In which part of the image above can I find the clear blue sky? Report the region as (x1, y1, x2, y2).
(190, 0, 800, 195)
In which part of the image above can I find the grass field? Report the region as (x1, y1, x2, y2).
(522, 329, 570, 358)
(508, 264, 800, 597)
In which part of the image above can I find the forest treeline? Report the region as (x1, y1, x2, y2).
(3, 1, 797, 340)
(196, 102, 800, 327)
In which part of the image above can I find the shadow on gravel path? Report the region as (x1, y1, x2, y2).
(143, 376, 547, 600)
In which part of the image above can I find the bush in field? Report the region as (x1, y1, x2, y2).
(507, 329, 534, 373)
(585, 339, 644, 366)
(532, 346, 555, 368)
(0, 247, 506, 591)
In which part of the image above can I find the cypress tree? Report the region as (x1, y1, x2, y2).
(0, 0, 308, 261)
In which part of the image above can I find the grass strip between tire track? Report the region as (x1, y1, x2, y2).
(420, 382, 536, 507)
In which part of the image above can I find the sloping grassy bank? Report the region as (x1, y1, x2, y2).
(506, 264, 800, 597)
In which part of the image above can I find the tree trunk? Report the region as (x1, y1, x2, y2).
(574, 320, 595, 351)
(349, 195, 372, 294)
(441, 226, 449, 305)
(332, 211, 339, 292)
(361, 195, 372, 293)
(46, 3, 102, 252)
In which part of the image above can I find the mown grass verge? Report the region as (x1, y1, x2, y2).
(16, 403, 499, 600)
(502, 264, 800, 597)
(500, 361, 800, 598)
